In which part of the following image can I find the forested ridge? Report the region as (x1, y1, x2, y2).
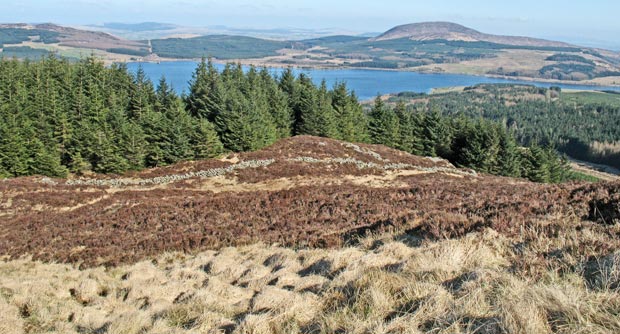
(388, 85, 620, 170)
(0, 56, 574, 182)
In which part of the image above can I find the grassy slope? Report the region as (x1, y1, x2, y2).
(1, 228, 619, 334)
(0, 136, 619, 333)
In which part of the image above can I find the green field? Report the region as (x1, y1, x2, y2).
(563, 91, 620, 105)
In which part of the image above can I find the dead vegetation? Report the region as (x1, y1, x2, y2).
(1, 228, 619, 334)
(0, 136, 619, 269)
(1, 135, 620, 333)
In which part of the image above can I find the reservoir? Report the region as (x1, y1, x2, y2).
(128, 61, 620, 100)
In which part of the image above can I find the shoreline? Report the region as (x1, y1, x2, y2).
(125, 57, 620, 90)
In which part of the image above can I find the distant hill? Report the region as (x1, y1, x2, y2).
(101, 22, 178, 32)
(0, 23, 150, 57)
(373, 22, 574, 48)
(1, 21, 620, 84)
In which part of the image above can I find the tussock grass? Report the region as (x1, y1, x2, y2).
(1, 226, 619, 334)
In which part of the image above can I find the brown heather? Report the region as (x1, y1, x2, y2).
(1, 136, 619, 333)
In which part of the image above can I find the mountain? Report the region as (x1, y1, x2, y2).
(373, 21, 574, 48)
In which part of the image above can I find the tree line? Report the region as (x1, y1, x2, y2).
(0, 56, 573, 183)
(389, 84, 620, 170)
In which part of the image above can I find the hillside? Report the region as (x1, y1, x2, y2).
(2, 22, 620, 83)
(1, 136, 620, 333)
(373, 21, 574, 48)
(0, 23, 150, 60)
(382, 84, 620, 171)
(1, 135, 619, 266)
(148, 22, 620, 83)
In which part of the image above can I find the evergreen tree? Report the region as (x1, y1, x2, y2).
(129, 65, 155, 119)
(394, 101, 414, 153)
(409, 112, 425, 155)
(278, 67, 301, 126)
(155, 76, 177, 113)
(331, 82, 368, 142)
(192, 118, 224, 159)
(90, 128, 129, 174)
(298, 79, 337, 137)
(216, 89, 278, 152)
(262, 67, 293, 139)
(186, 57, 210, 118)
(523, 144, 551, 183)
(496, 128, 521, 177)
(28, 137, 68, 177)
(422, 108, 442, 156)
(161, 100, 195, 164)
(368, 96, 398, 147)
(0, 116, 29, 176)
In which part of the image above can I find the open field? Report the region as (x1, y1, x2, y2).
(1, 136, 620, 333)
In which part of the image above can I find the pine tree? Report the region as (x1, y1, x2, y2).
(28, 138, 68, 177)
(161, 100, 195, 164)
(546, 147, 570, 183)
(192, 118, 224, 159)
(155, 76, 177, 113)
(0, 116, 29, 176)
(129, 65, 155, 119)
(368, 96, 398, 147)
(141, 110, 167, 167)
(523, 144, 550, 183)
(298, 79, 337, 137)
(90, 129, 129, 174)
(331, 82, 368, 142)
(394, 101, 414, 153)
(261, 67, 293, 139)
(186, 57, 210, 118)
(422, 108, 442, 156)
(216, 89, 278, 152)
(496, 128, 521, 177)
(409, 112, 425, 156)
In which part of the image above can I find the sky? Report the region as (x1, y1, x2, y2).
(5, 0, 620, 49)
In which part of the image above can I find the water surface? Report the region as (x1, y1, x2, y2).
(127, 61, 620, 100)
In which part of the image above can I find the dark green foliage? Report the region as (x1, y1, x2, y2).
(215, 85, 278, 152)
(151, 35, 288, 59)
(396, 84, 620, 170)
(0, 28, 60, 47)
(368, 96, 398, 146)
(0, 55, 223, 176)
(0, 57, 574, 183)
(421, 108, 446, 157)
(350, 60, 399, 69)
(330, 82, 369, 143)
(106, 48, 150, 57)
(1, 46, 51, 59)
(545, 54, 595, 65)
(296, 78, 337, 137)
(539, 63, 596, 80)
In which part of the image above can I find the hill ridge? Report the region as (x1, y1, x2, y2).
(373, 21, 575, 48)
(1, 135, 619, 267)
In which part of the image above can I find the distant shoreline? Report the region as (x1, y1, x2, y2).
(124, 57, 620, 90)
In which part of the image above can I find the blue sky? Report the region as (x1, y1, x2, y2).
(6, 0, 620, 49)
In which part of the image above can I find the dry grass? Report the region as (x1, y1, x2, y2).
(1, 226, 619, 334)
(1, 136, 619, 333)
